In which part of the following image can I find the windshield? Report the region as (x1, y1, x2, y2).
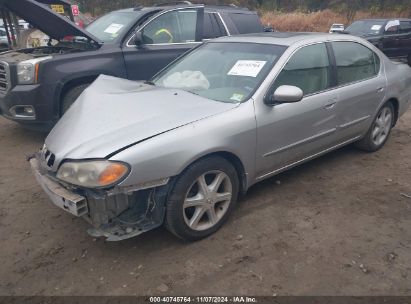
(152, 42, 286, 103)
(86, 11, 138, 42)
(345, 20, 385, 35)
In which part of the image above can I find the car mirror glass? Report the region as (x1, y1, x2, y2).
(266, 85, 303, 105)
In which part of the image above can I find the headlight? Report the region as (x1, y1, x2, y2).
(17, 56, 52, 85)
(56, 160, 130, 188)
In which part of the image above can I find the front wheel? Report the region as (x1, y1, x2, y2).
(355, 102, 394, 152)
(61, 83, 90, 115)
(165, 156, 239, 241)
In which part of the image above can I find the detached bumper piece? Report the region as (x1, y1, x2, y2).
(29, 156, 170, 241)
(29, 158, 88, 216)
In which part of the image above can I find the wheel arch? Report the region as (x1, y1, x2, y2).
(183, 151, 248, 195)
(56, 75, 100, 116)
(385, 97, 399, 126)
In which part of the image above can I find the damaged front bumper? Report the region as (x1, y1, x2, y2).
(29, 157, 170, 241)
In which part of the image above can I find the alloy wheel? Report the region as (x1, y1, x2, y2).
(371, 106, 393, 146)
(183, 170, 233, 231)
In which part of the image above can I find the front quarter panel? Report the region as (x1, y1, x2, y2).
(110, 101, 257, 189)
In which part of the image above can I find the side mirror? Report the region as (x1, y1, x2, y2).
(134, 32, 144, 48)
(265, 85, 303, 105)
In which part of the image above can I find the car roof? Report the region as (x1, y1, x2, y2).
(355, 18, 411, 22)
(114, 4, 253, 14)
(212, 32, 365, 47)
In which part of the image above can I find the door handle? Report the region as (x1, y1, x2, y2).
(377, 87, 384, 93)
(324, 102, 336, 109)
(324, 97, 338, 110)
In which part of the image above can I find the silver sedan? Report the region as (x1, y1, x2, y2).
(30, 33, 411, 241)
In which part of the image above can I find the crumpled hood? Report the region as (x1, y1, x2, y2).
(0, 0, 101, 43)
(46, 75, 237, 161)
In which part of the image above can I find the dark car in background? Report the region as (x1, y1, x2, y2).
(344, 18, 411, 65)
(0, 0, 265, 131)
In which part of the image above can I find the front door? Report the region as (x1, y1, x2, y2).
(255, 43, 339, 179)
(122, 7, 204, 81)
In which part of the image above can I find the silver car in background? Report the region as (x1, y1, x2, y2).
(30, 33, 411, 241)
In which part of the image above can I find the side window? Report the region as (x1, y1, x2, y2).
(228, 13, 264, 34)
(203, 13, 218, 39)
(203, 13, 225, 39)
(384, 20, 399, 34)
(141, 9, 198, 44)
(271, 43, 330, 96)
(399, 21, 411, 34)
(332, 42, 379, 85)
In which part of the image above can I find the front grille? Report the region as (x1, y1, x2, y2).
(41, 145, 56, 168)
(0, 61, 10, 92)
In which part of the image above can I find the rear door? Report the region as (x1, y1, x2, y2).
(398, 21, 411, 57)
(329, 41, 385, 142)
(122, 7, 204, 81)
(382, 20, 400, 57)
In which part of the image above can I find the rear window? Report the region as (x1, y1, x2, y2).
(228, 13, 263, 34)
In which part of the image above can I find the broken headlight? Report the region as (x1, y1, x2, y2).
(17, 56, 52, 85)
(57, 160, 130, 188)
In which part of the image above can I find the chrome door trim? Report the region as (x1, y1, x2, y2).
(216, 12, 230, 36)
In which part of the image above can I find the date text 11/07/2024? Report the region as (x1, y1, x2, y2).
(149, 297, 258, 303)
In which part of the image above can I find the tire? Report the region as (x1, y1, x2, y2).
(61, 83, 90, 115)
(165, 156, 240, 241)
(355, 102, 394, 152)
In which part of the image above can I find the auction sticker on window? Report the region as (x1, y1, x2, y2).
(104, 24, 124, 34)
(228, 60, 266, 77)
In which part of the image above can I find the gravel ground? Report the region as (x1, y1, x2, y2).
(0, 110, 410, 296)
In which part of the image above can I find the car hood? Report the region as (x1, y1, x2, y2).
(0, 0, 101, 44)
(46, 75, 238, 161)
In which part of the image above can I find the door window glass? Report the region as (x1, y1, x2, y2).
(271, 43, 330, 96)
(203, 13, 223, 39)
(385, 20, 399, 34)
(332, 42, 379, 85)
(228, 13, 264, 34)
(400, 21, 411, 34)
(142, 9, 197, 44)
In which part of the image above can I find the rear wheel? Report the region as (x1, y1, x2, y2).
(165, 156, 239, 241)
(61, 83, 90, 115)
(355, 102, 394, 152)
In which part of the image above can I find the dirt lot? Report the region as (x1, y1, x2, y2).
(0, 110, 410, 296)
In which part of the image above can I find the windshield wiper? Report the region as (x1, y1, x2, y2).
(144, 80, 155, 86)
